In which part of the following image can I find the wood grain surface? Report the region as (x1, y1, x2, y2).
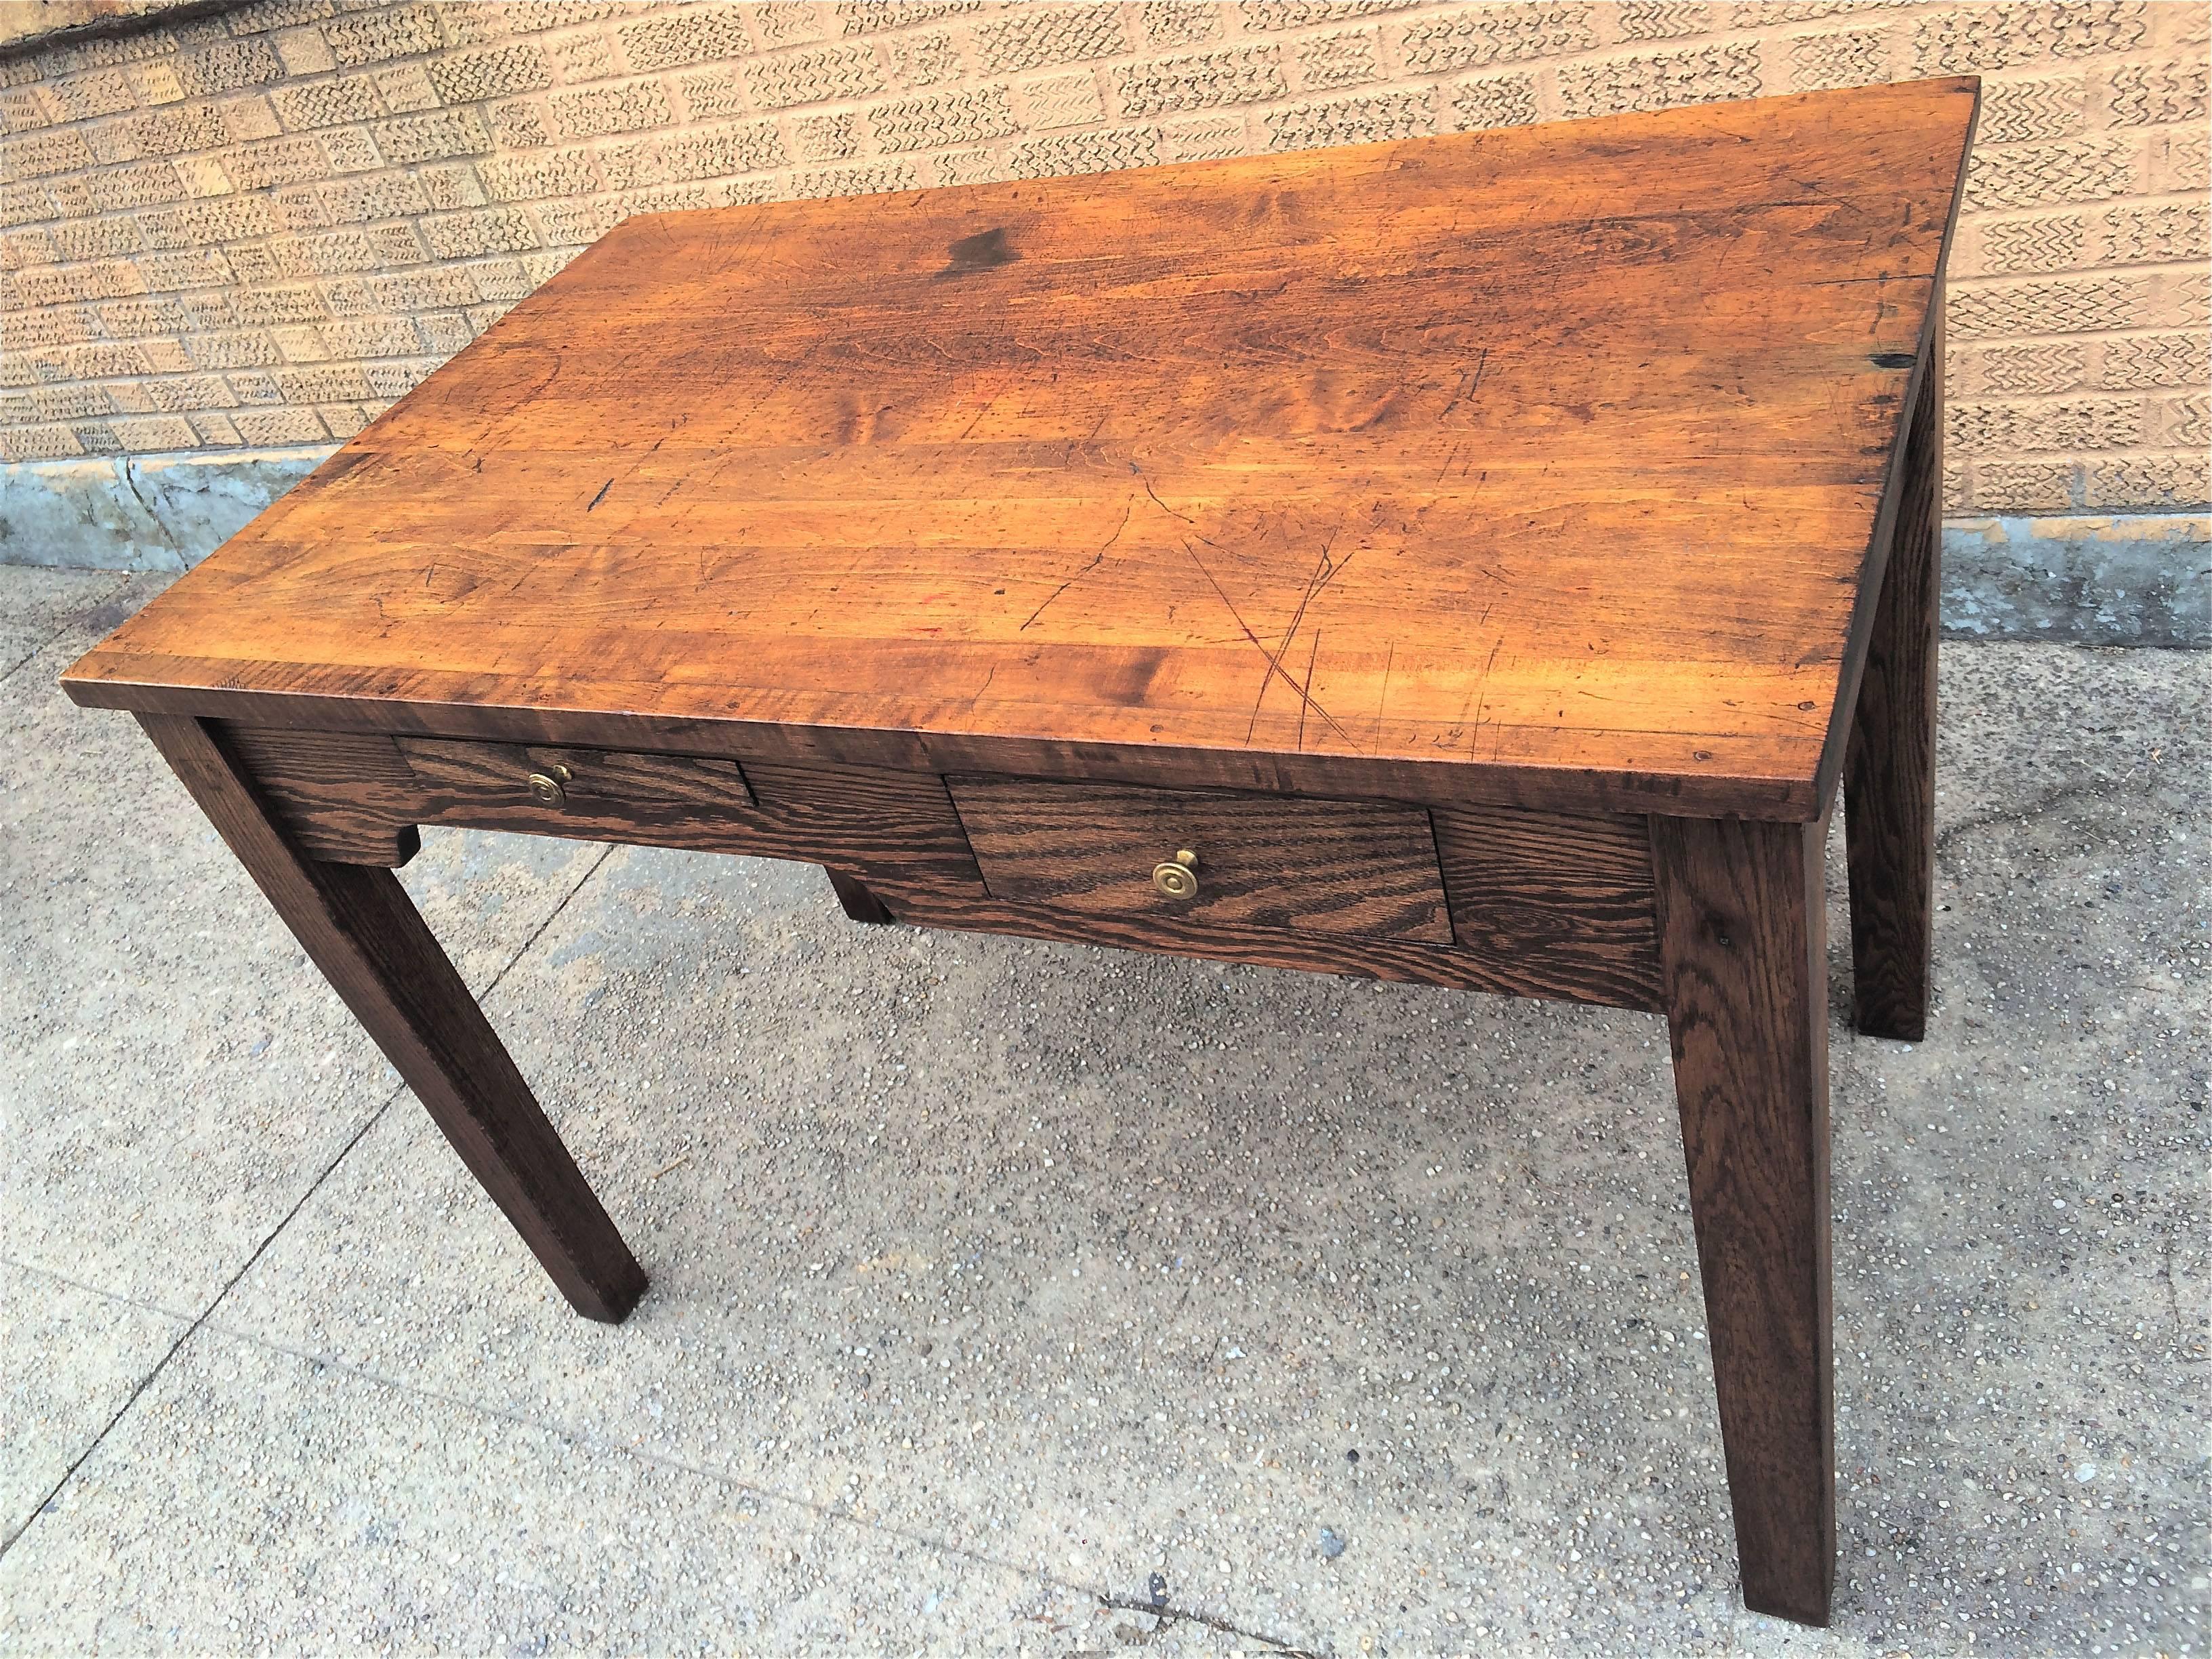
(218, 724, 986, 889)
(139, 714, 647, 1323)
(1433, 805, 1661, 1010)
(1651, 812, 1833, 1624)
(867, 880, 1664, 1010)
(1845, 308, 1942, 1041)
(64, 81, 1978, 822)
(949, 773, 1453, 942)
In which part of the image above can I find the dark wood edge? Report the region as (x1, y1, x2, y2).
(863, 883, 1664, 1011)
(59, 677, 1824, 823)
(1807, 76, 1978, 818)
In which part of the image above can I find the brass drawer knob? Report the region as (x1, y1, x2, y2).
(1151, 848, 1199, 899)
(527, 763, 572, 808)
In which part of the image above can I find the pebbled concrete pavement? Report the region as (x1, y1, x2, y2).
(1, 565, 2205, 1656)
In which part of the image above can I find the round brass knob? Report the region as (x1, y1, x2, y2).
(1151, 848, 1199, 900)
(526, 766, 571, 808)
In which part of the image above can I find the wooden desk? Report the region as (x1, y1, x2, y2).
(64, 78, 1978, 1628)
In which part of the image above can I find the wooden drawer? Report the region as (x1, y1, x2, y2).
(947, 775, 1452, 943)
(216, 724, 986, 893)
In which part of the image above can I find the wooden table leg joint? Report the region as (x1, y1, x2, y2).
(138, 712, 647, 1325)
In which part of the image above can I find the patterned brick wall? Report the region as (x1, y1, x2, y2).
(2, 0, 2206, 517)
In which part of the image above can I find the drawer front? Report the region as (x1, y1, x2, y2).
(947, 775, 1452, 943)
(217, 724, 985, 891)
(394, 737, 756, 834)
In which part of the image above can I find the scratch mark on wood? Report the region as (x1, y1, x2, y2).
(586, 478, 613, 512)
(1183, 540, 1356, 750)
(1021, 497, 1132, 631)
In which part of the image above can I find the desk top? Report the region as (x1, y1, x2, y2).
(66, 78, 1977, 820)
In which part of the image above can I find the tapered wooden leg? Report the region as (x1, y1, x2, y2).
(1650, 814, 1832, 1627)
(138, 713, 647, 1323)
(1845, 314, 1941, 1041)
(825, 868, 896, 925)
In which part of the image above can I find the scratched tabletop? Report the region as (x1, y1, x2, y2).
(64, 79, 1978, 820)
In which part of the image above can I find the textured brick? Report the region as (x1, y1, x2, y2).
(272, 27, 337, 77)
(62, 341, 150, 377)
(322, 171, 429, 223)
(428, 43, 552, 104)
(934, 146, 1006, 186)
(2101, 200, 2211, 266)
(135, 101, 231, 156)
(745, 43, 885, 110)
(1240, 1, 1420, 29)
(2149, 393, 2209, 449)
(1008, 124, 1161, 180)
(1619, 2, 1713, 38)
(1787, 28, 1891, 93)
(676, 68, 747, 119)
(1117, 46, 1284, 117)
(127, 62, 186, 105)
(228, 134, 326, 188)
(325, 5, 447, 68)
(1914, 3, 2147, 75)
(790, 161, 919, 200)
(1972, 460, 2075, 510)
(753, 3, 830, 49)
(2084, 452, 2209, 508)
(99, 297, 186, 337)
(234, 283, 327, 325)
(486, 98, 550, 148)
(976, 4, 1127, 75)
(1978, 74, 2088, 143)
(423, 206, 541, 258)
(217, 93, 282, 142)
(1296, 30, 1380, 91)
(178, 37, 282, 96)
(619, 6, 753, 74)
(111, 415, 199, 450)
(868, 85, 1017, 152)
(635, 119, 783, 184)
(186, 411, 241, 445)
(138, 249, 228, 290)
(45, 69, 138, 122)
(2144, 125, 2209, 194)
(417, 165, 487, 210)
(269, 325, 329, 361)
(1142, 1, 1222, 48)
(146, 372, 238, 411)
(373, 62, 439, 112)
(550, 79, 672, 139)
(535, 197, 617, 247)
(1161, 114, 1248, 163)
(1965, 137, 2132, 210)
(1950, 275, 2148, 338)
(792, 110, 858, 162)
(1559, 43, 1761, 119)
(272, 75, 385, 130)
(366, 267, 480, 310)
(2096, 334, 2210, 390)
(1395, 6, 1593, 73)
(275, 363, 371, 402)
(234, 407, 330, 444)
(76, 162, 190, 214)
(2105, 58, 2208, 126)
(372, 108, 492, 164)
(139, 195, 276, 250)
(3, 129, 92, 178)
(0, 184, 57, 227)
(887, 29, 963, 90)
(1964, 338, 2079, 398)
(479, 146, 601, 201)
(1019, 71, 1105, 132)
(54, 215, 144, 262)
(552, 30, 616, 83)
(1451, 72, 1538, 131)
(418, 310, 476, 352)
(1980, 213, 2088, 274)
(188, 329, 283, 370)
(837, 0, 980, 32)
(1266, 88, 1433, 150)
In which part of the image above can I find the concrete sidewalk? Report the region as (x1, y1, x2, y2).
(1, 564, 2205, 1656)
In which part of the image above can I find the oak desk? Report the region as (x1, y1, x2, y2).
(65, 78, 1978, 1628)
